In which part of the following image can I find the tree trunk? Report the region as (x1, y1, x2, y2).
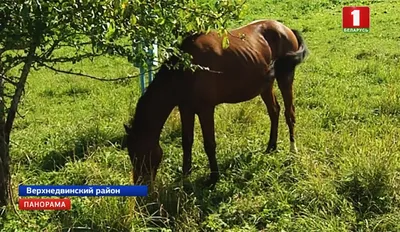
(0, 42, 36, 207)
(0, 77, 9, 208)
(5, 42, 37, 142)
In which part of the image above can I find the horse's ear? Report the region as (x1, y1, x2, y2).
(124, 124, 130, 134)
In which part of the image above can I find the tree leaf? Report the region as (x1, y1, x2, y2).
(222, 36, 230, 49)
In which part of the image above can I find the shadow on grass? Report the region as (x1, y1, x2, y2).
(337, 173, 394, 220)
(40, 131, 126, 172)
(135, 150, 287, 230)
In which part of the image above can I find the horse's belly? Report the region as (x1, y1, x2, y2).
(218, 84, 264, 104)
(189, 63, 270, 108)
(193, 76, 265, 105)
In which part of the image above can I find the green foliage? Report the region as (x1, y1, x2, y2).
(0, 0, 244, 73)
(2, 0, 400, 231)
(119, 0, 245, 66)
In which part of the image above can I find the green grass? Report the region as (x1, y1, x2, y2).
(2, 0, 400, 231)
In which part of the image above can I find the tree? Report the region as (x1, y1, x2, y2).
(0, 0, 244, 208)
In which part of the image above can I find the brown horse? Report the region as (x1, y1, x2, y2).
(123, 19, 308, 187)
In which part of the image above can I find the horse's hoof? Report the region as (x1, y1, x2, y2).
(290, 142, 298, 154)
(205, 174, 219, 189)
(265, 144, 277, 154)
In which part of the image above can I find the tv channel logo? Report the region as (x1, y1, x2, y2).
(342, 6, 370, 33)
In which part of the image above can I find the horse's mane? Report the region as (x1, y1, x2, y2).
(126, 55, 180, 134)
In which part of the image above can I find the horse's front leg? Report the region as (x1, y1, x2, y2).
(179, 105, 195, 177)
(198, 107, 219, 187)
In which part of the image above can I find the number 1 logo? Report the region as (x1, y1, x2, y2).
(351, 9, 360, 26)
(342, 6, 370, 33)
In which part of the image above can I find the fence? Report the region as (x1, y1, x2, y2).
(135, 41, 158, 96)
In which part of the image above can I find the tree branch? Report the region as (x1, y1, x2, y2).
(41, 39, 61, 59)
(2, 93, 14, 99)
(39, 52, 105, 64)
(2, 56, 26, 74)
(5, 41, 37, 143)
(40, 37, 90, 60)
(38, 31, 92, 60)
(0, 74, 18, 86)
(37, 61, 161, 82)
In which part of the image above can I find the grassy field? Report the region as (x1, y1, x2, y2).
(2, 0, 400, 231)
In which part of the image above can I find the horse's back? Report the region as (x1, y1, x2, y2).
(181, 27, 271, 74)
(245, 20, 300, 58)
(181, 19, 299, 68)
(177, 19, 302, 106)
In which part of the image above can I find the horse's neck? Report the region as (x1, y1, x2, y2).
(132, 74, 177, 147)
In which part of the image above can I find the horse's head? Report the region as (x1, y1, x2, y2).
(124, 124, 163, 185)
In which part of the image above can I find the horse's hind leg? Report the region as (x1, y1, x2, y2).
(179, 105, 195, 177)
(261, 82, 280, 153)
(276, 70, 298, 153)
(198, 107, 219, 187)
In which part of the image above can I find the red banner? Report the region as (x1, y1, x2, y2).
(19, 198, 71, 210)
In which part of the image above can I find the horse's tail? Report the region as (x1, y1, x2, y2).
(272, 29, 309, 77)
(288, 29, 309, 65)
